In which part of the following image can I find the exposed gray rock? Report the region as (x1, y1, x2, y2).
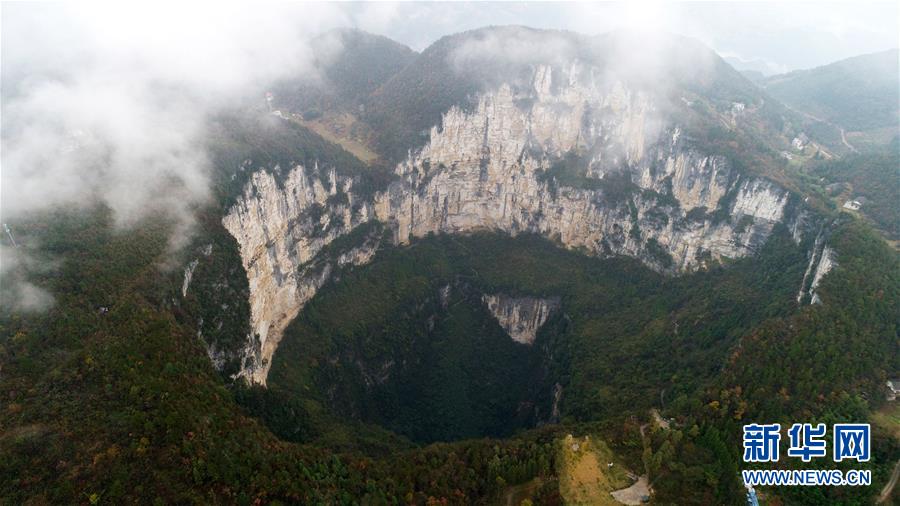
(182, 259, 199, 298)
(221, 166, 376, 384)
(796, 227, 837, 305)
(222, 62, 812, 384)
(373, 66, 797, 273)
(808, 247, 837, 305)
(482, 294, 560, 345)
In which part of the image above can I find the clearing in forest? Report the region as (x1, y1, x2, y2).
(557, 434, 637, 505)
(295, 112, 379, 163)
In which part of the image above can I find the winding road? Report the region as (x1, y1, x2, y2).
(779, 103, 857, 153)
(877, 459, 900, 504)
(837, 126, 856, 153)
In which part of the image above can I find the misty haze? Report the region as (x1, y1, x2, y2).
(1, 2, 898, 505)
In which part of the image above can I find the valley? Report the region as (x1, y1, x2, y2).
(259, 230, 807, 446)
(290, 111, 380, 164)
(1, 19, 897, 506)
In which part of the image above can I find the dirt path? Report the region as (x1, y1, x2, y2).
(650, 409, 669, 430)
(838, 127, 856, 153)
(877, 459, 900, 504)
(611, 475, 650, 505)
(639, 422, 651, 477)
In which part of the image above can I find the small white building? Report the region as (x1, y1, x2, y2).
(887, 379, 900, 401)
(843, 200, 862, 211)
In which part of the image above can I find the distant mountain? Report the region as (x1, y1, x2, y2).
(723, 54, 785, 77)
(761, 49, 899, 138)
(272, 28, 417, 115)
(739, 69, 767, 83)
(363, 26, 843, 164)
(315, 29, 417, 107)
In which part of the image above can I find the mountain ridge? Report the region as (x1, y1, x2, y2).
(760, 48, 900, 146)
(219, 27, 834, 385)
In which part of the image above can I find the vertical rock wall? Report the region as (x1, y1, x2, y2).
(221, 62, 812, 384)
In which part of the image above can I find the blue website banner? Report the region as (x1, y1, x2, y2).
(741, 422, 872, 495)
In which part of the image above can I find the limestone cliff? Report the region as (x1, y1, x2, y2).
(373, 65, 798, 272)
(482, 294, 560, 345)
(796, 226, 837, 305)
(221, 163, 377, 384)
(222, 62, 812, 384)
(808, 246, 837, 305)
(182, 259, 199, 298)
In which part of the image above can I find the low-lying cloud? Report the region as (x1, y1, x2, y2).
(450, 27, 577, 70)
(1, 4, 350, 227)
(0, 245, 55, 312)
(0, 3, 360, 310)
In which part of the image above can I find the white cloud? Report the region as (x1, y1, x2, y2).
(0, 245, 54, 312)
(1, 4, 352, 227)
(0, 3, 364, 309)
(449, 27, 577, 70)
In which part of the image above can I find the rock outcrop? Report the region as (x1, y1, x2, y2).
(373, 66, 797, 272)
(223, 62, 810, 384)
(182, 259, 199, 298)
(221, 163, 377, 384)
(807, 246, 837, 305)
(796, 227, 837, 304)
(482, 294, 560, 345)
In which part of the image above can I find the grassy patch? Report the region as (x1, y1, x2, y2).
(871, 403, 900, 442)
(557, 434, 633, 505)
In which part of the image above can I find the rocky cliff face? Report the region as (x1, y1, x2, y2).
(223, 62, 811, 384)
(374, 65, 799, 272)
(221, 163, 377, 384)
(808, 247, 837, 305)
(482, 294, 560, 345)
(795, 226, 837, 305)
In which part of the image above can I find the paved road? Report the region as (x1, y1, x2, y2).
(877, 459, 900, 504)
(783, 104, 857, 153)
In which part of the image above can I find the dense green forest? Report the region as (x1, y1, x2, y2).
(0, 209, 569, 504)
(2, 204, 896, 504)
(807, 140, 900, 239)
(651, 220, 900, 505)
(267, 226, 807, 445)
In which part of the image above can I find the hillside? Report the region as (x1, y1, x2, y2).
(3, 205, 896, 505)
(762, 49, 900, 147)
(265, 29, 417, 164)
(808, 140, 900, 240)
(271, 28, 417, 115)
(0, 208, 568, 504)
(364, 26, 845, 165)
